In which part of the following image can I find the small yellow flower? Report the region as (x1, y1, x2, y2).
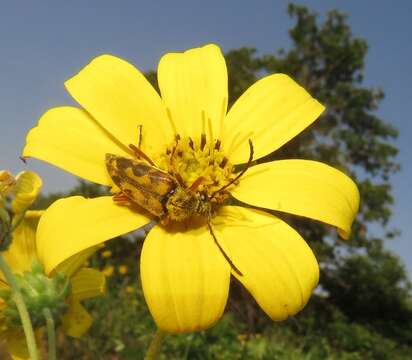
(125, 286, 134, 294)
(101, 250, 112, 258)
(102, 265, 114, 277)
(118, 265, 127, 275)
(0, 170, 41, 214)
(0, 211, 105, 359)
(0, 171, 16, 197)
(23, 44, 359, 333)
(12, 171, 42, 215)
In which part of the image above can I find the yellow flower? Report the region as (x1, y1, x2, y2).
(125, 286, 134, 294)
(23, 44, 359, 333)
(11, 171, 42, 215)
(0, 211, 105, 359)
(101, 250, 112, 258)
(118, 265, 127, 275)
(102, 265, 114, 277)
(0, 170, 41, 214)
(0, 171, 16, 197)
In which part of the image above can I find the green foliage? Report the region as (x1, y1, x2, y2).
(56, 261, 412, 359)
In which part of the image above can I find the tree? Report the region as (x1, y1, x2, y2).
(222, 4, 408, 344)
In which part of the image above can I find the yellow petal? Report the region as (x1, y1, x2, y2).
(36, 196, 149, 274)
(65, 55, 172, 157)
(222, 74, 325, 163)
(141, 224, 230, 333)
(215, 206, 319, 320)
(5, 329, 29, 359)
(158, 44, 228, 137)
(62, 299, 92, 338)
(232, 160, 360, 239)
(23, 106, 131, 186)
(11, 171, 42, 215)
(70, 268, 106, 300)
(1, 212, 41, 280)
(54, 246, 100, 278)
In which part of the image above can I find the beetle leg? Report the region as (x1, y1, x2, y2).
(160, 216, 170, 226)
(113, 192, 132, 206)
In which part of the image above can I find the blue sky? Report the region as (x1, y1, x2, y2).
(0, 1, 411, 273)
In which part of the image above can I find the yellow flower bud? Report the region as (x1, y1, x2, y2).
(11, 171, 42, 214)
(0, 170, 16, 197)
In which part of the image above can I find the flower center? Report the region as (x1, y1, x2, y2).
(106, 125, 252, 225)
(156, 134, 236, 204)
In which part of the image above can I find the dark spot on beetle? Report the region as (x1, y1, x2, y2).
(131, 163, 151, 177)
(115, 158, 133, 170)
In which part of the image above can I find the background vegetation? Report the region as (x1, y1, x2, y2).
(25, 4, 411, 359)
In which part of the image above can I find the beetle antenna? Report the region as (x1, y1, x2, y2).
(129, 144, 156, 166)
(188, 176, 205, 192)
(169, 135, 185, 186)
(210, 139, 254, 199)
(207, 221, 243, 276)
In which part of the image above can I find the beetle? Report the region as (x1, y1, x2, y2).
(105, 139, 254, 276)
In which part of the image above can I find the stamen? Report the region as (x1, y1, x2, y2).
(207, 117, 214, 144)
(219, 97, 228, 141)
(207, 116, 216, 164)
(137, 124, 143, 148)
(201, 110, 206, 136)
(220, 157, 228, 168)
(166, 107, 178, 135)
(210, 139, 254, 200)
(200, 133, 206, 151)
(214, 139, 221, 151)
(188, 137, 194, 150)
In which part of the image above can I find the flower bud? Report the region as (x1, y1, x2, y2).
(2, 260, 72, 328)
(0, 170, 16, 197)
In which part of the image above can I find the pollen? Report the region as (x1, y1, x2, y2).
(157, 134, 236, 201)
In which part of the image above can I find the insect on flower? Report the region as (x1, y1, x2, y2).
(23, 44, 360, 333)
(105, 127, 255, 275)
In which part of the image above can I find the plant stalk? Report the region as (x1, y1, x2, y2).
(43, 307, 56, 360)
(0, 254, 39, 360)
(144, 328, 166, 360)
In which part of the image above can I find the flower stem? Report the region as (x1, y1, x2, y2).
(144, 329, 166, 360)
(43, 307, 56, 360)
(0, 254, 39, 360)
